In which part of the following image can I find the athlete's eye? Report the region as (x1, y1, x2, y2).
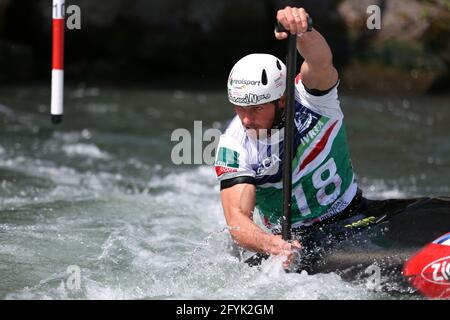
(254, 106, 264, 112)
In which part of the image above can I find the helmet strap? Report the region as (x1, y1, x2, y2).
(271, 99, 285, 130)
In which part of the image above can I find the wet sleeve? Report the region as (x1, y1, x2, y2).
(214, 134, 256, 190)
(295, 74, 343, 118)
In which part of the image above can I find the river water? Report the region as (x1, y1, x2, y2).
(0, 85, 449, 299)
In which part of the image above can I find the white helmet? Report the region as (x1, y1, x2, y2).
(227, 53, 286, 107)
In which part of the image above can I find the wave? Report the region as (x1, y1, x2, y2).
(62, 143, 112, 160)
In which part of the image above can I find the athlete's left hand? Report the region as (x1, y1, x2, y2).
(275, 6, 311, 39)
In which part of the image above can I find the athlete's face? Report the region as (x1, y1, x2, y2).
(234, 98, 285, 138)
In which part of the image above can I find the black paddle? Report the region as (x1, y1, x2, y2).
(275, 17, 313, 242)
(244, 17, 313, 269)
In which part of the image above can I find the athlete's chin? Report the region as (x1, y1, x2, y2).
(245, 126, 258, 131)
(245, 127, 269, 139)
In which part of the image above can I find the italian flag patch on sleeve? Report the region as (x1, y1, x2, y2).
(215, 147, 239, 177)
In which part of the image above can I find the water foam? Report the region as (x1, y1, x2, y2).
(62, 143, 112, 160)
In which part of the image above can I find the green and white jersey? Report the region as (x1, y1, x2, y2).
(215, 77, 358, 230)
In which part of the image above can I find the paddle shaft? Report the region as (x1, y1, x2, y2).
(281, 35, 296, 241)
(276, 18, 313, 241)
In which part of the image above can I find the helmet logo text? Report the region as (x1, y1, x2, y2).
(228, 92, 271, 105)
(230, 79, 261, 86)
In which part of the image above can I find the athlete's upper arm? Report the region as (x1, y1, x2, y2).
(300, 61, 338, 92)
(221, 183, 256, 224)
(215, 126, 257, 223)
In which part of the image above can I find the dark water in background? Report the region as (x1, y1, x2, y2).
(0, 85, 449, 299)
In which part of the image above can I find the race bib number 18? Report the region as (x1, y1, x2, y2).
(293, 157, 342, 216)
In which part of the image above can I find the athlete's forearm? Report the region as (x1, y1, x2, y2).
(297, 29, 334, 69)
(221, 184, 282, 255)
(222, 194, 276, 253)
(226, 212, 276, 254)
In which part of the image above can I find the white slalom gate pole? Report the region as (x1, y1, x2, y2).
(51, 0, 65, 124)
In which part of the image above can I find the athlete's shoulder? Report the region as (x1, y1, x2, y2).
(294, 73, 343, 118)
(215, 115, 256, 182)
(222, 115, 247, 146)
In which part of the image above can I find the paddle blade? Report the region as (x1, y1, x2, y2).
(403, 232, 450, 299)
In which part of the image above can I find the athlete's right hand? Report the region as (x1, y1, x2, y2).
(275, 6, 311, 39)
(267, 235, 301, 269)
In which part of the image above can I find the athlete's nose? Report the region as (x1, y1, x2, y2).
(242, 114, 254, 128)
